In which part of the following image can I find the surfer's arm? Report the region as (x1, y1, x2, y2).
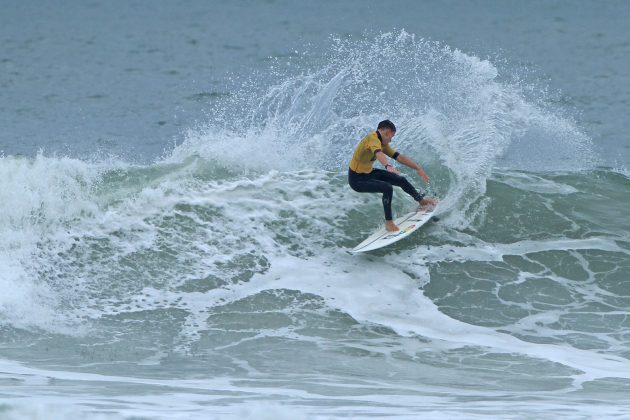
(375, 151, 400, 174)
(396, 154, 430, 183)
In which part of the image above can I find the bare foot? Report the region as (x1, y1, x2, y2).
(385, 220, 400, 232)
(417, 196, 439, 212)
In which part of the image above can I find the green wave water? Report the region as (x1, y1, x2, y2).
(1, 32, 630, 419)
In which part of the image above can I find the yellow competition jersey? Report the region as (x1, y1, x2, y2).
(349, 131, 398, 173)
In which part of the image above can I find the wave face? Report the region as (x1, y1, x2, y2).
(2, 32, 629, 418)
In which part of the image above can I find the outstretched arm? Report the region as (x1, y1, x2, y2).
(396, 154, 430, 183)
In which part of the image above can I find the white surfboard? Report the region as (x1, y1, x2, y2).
(351, 207, 437, 253)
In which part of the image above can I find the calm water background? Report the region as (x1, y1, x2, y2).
(1, 1, 630, 419)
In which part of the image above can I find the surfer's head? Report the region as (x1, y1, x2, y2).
(377, 120, 396, 144)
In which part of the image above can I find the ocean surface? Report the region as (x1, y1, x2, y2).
(1, 1, 630, 419)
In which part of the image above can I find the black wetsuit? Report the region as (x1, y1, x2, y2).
(348, 168, 423, 220)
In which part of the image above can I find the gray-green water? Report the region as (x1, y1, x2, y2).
(2, 1, 630, 419)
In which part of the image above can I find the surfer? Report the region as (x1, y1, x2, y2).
(348, 120, 438, 232)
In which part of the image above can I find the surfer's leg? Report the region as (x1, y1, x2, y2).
(352, 179, 394, 220)
(380, 184, 394, 221)
(348, 169, 394, 220)
(372, 169, 438, 211)
(372, 170, 424, 201)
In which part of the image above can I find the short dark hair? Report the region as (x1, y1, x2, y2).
(377, 120, 396, 132)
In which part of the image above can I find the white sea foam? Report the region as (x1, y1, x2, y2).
(240, 253, 630, 384)
(2, 355, 629, 419)
(0, 154, 101, 332)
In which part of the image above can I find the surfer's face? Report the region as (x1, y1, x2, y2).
(381, 128, 395, 144)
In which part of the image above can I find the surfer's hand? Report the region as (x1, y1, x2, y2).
(416, 169, 429, 183)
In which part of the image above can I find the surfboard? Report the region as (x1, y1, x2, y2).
(351, 207, 437, 253)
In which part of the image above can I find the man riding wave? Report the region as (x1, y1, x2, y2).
(348, 120, 438, 232)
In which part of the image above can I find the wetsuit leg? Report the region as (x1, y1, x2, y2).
(370, 169, 424, 201)
(348, 169, 394, 220)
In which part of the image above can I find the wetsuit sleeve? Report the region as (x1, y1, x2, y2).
(366, 137, 382, 157)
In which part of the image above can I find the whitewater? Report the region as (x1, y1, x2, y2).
(2, 27, 630, 420)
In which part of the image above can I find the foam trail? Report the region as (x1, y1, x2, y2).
(239, 254, 630, 387)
